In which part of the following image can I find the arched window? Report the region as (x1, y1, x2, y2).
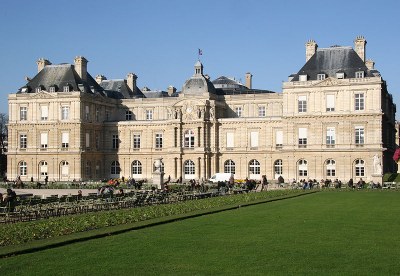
(326, 159, 336, 177)
(19, 161, 27, 176)
(224, 160, 235, 174)
(274, 159, 283, 177)
(111, 161, 121, 175)
(95, 161, 101, 178)
(132, 160, 142, 175)
(184, 129, 195, 148)
(298, 159, 308, 177)
(249, 159, 260, 178)
(184, 160, 195, 179)
(355, 159, 365, 177)
(39, 161, 48, 177)
(61, 161, 69, 176)
(85, 161, 91, 178)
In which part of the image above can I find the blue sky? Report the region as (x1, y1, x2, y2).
(1, 0, 399, 118)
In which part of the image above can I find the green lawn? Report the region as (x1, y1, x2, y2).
(1, 191, 400, 275)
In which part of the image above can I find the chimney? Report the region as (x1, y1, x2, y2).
(74, 56, 88, 82)
(126, 73, 137, 93)
(95, 74, 106, 84)
(354, 36, 367, 62)
(36, 58, 51, 73)
(365, 59, 375, 70)
(167, 85, 177, 96)
(305, 40, 318, 62)
(245, 72, 252, 89)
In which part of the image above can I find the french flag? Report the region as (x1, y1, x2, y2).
(198, 49, 203, 56)
(393, 148, 400, 162)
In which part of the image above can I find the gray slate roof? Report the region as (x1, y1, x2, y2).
(18, 64, 103, 94)
(99, 79, 144, 99)
(290, 46, 380, 81)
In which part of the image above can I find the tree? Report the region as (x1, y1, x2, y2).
(0, 113, 8, 178)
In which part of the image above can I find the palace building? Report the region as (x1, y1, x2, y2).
(7, 36, 397, 183)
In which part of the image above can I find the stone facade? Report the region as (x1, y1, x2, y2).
(7, 37, 397, 183)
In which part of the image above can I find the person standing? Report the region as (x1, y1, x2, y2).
(262, 175, 268, 191)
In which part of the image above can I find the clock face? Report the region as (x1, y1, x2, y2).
(186, 107, 192, 113)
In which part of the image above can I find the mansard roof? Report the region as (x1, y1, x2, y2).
(18, 64, 103, 94)
(99, 79, 144, 99)
(290, 46, 380, 81)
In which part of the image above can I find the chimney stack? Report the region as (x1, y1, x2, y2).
(74, 56, 88, 82)
(95, 74, 106, 84)
(305, 40, 318, 62)
(126, 73, 137, 93)
(365, 59, 375, 70)
(354, 36, 367, 62)
(167, 85, 177, 96)
(245, 72, 252, 89)
(37, 58, 51, 73)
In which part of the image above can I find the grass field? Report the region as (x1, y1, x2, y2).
(1, 191, 400, 275)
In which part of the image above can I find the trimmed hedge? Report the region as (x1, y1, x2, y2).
(0, 190, 310, 247)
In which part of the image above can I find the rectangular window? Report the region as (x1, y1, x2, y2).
(250, 131, 259, 149)
(41, 133, 48, 148)
(85, 105, 90, 120)
(20, 107, 27, 121)
(355, 71, 364, 78)
(126, 110, 133, 120)
(112, 134, 119, 149)
(85, 132, 90, 148)
(105, 109, 110, 121)
(146, 109, 153, 120)
(298, 96, 307, 113)
(20, 134, 27, 149)
(174, 128, 178, 148)
(317, 74, 326, 80)
(96, 108, 100, 122)
(49, 86, 55, 93)
(61, 106, 69, 120)
(95, 134, 100, 149)
(235, 107, 242, 117)
(326, 127, 335, 148)
(276, 130, 283, 149)
(155, 133, 163, 149)
(298, 128, 307, 148)
(355, 126, 364, 145)
(63, 86, 70, 92)
(326, 94, 335, 112)
(226, 132, 234, 149)
(355, 93, 364, 111)
(62, 132, 69, 148)
(258, 106, 266, 117)
(40, 105, 48, 120)
(133, 134, 141, 149)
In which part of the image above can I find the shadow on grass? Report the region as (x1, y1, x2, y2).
(0, 191, 318, 258)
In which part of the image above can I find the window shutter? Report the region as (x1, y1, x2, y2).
(276, 130, 283, 145)
(298, 128, 307, 138)
(250, 132, 259, 148)
(326, 95, 335, 109)
(62, 132, 69, 143)
(226, 132, 234, 148)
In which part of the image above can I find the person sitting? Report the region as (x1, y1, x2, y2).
(348, 178, 354, 189)
(4, 188, 17, 211)
(357, 178, 366, 189)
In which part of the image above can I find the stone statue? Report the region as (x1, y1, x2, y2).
(373, 154, 382, 175)
(154, 158, 163, 173)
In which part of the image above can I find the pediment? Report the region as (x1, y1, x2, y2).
(30, 91, 56, 98)
(312, 77, 344, 87)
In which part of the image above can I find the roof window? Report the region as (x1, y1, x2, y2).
(355, 71, 364, 79)
(336, 72, 345, 79)
(317, 74, 326, 80)
(299, 75, 308, 81)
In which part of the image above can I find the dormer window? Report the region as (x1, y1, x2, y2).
(355, 71, 364, 78)
(299, 75, 308, 81)
(336, 72, 345, 79)
(63, 85, 70, 92)
(317, 74, 326, 80)
(35, 87, 41, 93)
(49, 86, 55, 93)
